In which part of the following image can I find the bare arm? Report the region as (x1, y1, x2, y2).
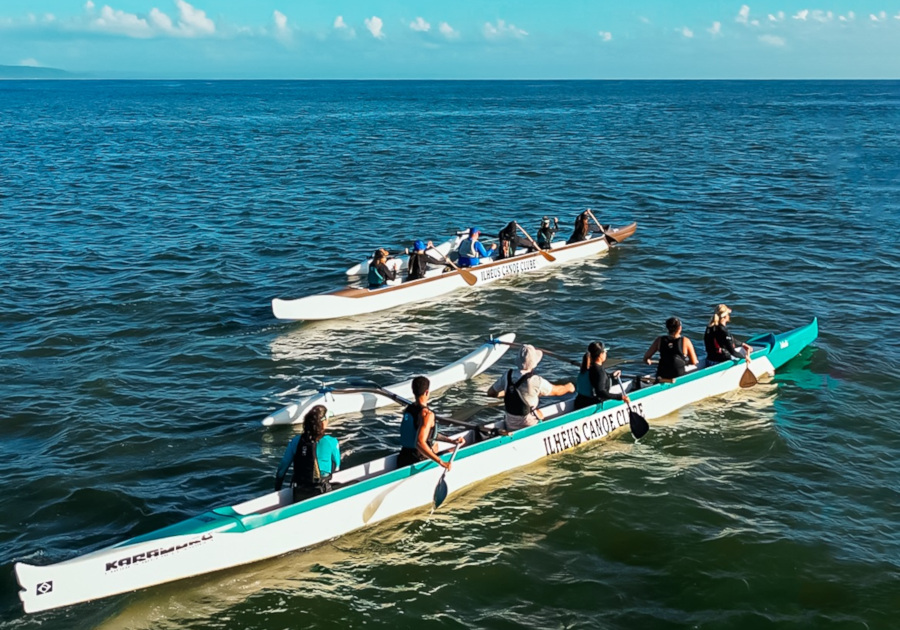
(416, 410, 451, 470)
(643, 337, 660, 364)
(684, 337, 699, 365)
(548, 382, 575, 396)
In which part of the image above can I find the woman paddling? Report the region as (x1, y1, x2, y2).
(274, 405, 341, 502)
(703, 304, 752, 367)
(572, 341, 630, 411)
(643, 316, 699, 381)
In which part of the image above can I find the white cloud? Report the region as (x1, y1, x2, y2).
(639, 16, 651, 24)
(839, 11, 856, 22)
(483, 19, 528, 39)
(736, 5, 750, 24)
(365, 16, 384, 39)
(793, 10, 809, 21)
(895, 12, 900, 20)
(273, 10, 291, 42)
(768, 12, 785, 22)
(707, 21, 721, 36)
(19, 58, 42, 66)
(811, 10, 833, 23)
(759, 34, 786, 46)
(88, 1, 214, 38)
(84, 1, 94, 10)
(148, 7, 172, 31)
(333, 15, 356, 38)
(438, 22, 458, 39)
(93, 5, 153, 38)
(409, 17, 429, 32)
(598, 30, 612, 41)
(870, 11, 887, 22)
(680, 26, 694, 38)
(174, 0, 214, 36)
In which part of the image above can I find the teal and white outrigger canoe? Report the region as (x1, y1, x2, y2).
(262, 333, 515, 426)
(15, 319, 817, 614)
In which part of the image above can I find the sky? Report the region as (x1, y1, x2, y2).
(1, 1, 900, 78)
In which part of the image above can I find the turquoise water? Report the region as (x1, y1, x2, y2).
(0, 80, 898, 629)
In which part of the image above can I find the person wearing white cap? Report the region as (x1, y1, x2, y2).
(487, 344, 575, 432)
(456, 227, 496, 268)
(703, 304, 752, 367)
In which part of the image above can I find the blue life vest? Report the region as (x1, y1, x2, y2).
(400, 402, 436, 450)
(458, 238, 477, 259)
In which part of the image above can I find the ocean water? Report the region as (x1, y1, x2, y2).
(0, 80, 898, 629)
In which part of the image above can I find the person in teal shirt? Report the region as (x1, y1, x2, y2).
(274, 405, 341, 501)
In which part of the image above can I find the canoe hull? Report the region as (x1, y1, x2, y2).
(262, 333, 516, 426)
(272, 223, 636, 321)
(16, 318, 816, 614)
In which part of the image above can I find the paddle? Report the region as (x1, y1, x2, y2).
(330, 386, 482, 431)
(615, 374, 650, 440)
(739, 360, 758, 388)
(492, 339, 580, 367)
(433, 442, 462, 509)
(427, 246, 478, 287)
(515, 223, 556, 262)
(585, 209, 623, 245)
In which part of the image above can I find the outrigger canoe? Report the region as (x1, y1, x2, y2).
(14, 319, 817, 614)
(262, 333, 516, 426)
(272, 223, 637, 321)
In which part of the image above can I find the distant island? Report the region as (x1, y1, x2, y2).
(0, 65, 74, 79)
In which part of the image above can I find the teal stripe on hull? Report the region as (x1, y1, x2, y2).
(116, 319, 819, 545)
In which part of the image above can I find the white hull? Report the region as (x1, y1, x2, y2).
(16, 318, 818, 615)
(272, 224, 636, 322)
(262, 333, 516, 426)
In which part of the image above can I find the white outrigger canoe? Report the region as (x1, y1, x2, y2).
(262, 333, 516, 426)
(272, 223, 637, 321)
(15, 319, 817, 614)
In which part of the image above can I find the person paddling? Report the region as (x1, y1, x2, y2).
(573, 341, 631, 411)
(274, 405, 341, 502)
(406, 240, 443, 281)
(367, 248, 401, 289)
(703, 304, 752, 367)
(566, 211, 591, 244)
(456, 227, 496, 267)
(487, 344, 575, 431)
(643, 316, 699, 381)
(397, 376, 465, 469)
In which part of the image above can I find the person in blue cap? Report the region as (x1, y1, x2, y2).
(456, 227, 496, 267)
(406, 239, 444, 281)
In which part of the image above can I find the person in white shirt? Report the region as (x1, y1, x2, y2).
(487, 344, 575, 431)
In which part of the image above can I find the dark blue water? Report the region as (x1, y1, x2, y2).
(1, 80, 898, 629)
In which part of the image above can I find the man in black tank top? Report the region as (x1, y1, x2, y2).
(643, 317, 699, 381)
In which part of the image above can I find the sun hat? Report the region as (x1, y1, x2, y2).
(517, 344, 543, 371)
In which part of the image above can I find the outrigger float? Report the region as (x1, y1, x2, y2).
(271, 222, 637, 321)
(15, 319, 817, 614)
(262, 333, 516, 426)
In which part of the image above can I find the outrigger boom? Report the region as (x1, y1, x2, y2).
(16, 319, 817, 614)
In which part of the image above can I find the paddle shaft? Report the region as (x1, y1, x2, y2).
(494, 339, 580, 368)
(515, 223, 556, 261)
(427, 246, 478, 286)
(329, 386, 480, 431)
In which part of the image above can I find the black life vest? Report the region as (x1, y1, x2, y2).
(657, 335, 687, 379)
(504, 369, 535, 416)
(704, 325, 733, 362)
(292, 433, 321, 488)
(497, 223, 517, 260)
(407, 252, 428, 280)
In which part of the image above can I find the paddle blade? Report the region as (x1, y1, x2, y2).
(629, 411, 650, 440)
(433, 476, 449, 509)
(740, 367, 758, 388)
(460, 268, 478, 286)
(538, 249, 556, 262)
